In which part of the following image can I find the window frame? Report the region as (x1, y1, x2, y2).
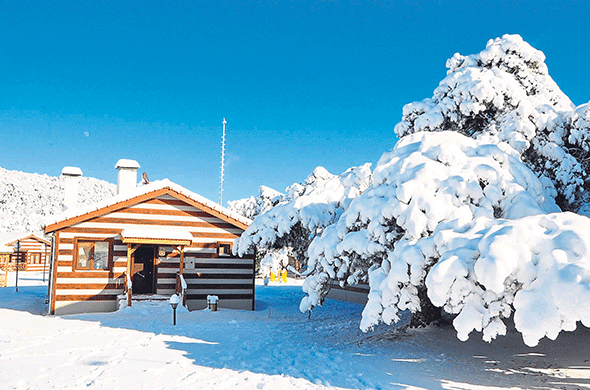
(217, 242, 232, 257)
(73, 237, 113, 271)
(31, 253, 39, 264)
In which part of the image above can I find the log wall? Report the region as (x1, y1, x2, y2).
(50, 194, 254, 315)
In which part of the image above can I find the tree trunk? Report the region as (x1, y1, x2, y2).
(409, 286, 445, 328)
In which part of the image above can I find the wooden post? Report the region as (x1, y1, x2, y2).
(179, 246, 186, 306)
(126, 245, 132, 306)
(179, 246, 185, 276)
(126, 244, 140, 307)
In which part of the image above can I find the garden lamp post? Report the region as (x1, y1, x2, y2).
(170, 294, 180, 326)
(14, 240, 20, 292)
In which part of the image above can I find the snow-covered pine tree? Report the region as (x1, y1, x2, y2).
(237, 34, 590, 347)
(394, 34, 590, 213)
(525, 102, 590, 213)
(227, 185, 285, 220)
(300, 35, 590, 347)
(234, 164, 372, 281)
(301, 131, 558, 329)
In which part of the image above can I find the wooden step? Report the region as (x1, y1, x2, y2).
(132, 294, 171, 302)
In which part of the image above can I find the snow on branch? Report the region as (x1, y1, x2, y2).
(426, 212, 590, 347)
(228, 185, 285, 220)
(392, 34, 590, 213)
(234, 164, 372, 259)
(302, 131, 558, 324)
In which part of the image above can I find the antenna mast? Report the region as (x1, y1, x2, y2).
(219, 118, 226, 205)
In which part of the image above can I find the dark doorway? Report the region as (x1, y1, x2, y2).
(133, 246, 156, 294)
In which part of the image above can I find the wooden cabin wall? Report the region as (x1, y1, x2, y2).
(52, 231, 127, 315)
(0, 253, 10, 272)
(51, 194, 253, 315)
(156, 245, 255, 311)
(0, 254, 8, 287)
(19, 237, 51, 272)
(1, 237, 51, 272)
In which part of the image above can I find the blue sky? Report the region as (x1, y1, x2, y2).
(1, 1, 589, 204)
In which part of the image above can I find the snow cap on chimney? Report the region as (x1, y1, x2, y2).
(61, 166, 83, 177)
(115, 159, 140, 195)
(61, 166, 82, 210)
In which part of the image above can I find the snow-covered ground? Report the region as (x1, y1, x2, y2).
(1, 273, 590, 390)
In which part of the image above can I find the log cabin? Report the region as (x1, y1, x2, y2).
(44, 160, 254, 315)
(0, 244, 9, 287)
(0, 232, 51, 272)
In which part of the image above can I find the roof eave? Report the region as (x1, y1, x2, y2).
(44, 185, 251, 233)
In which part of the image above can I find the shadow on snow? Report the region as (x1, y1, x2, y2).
(4, 282, 590, 389)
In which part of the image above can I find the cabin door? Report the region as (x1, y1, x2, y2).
(132, 246, 156, 294)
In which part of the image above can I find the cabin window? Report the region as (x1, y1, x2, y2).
(75, 239, 111, 270)
(217, 243, 232, 257)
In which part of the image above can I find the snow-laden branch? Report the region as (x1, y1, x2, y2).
(426, 212, 590, 347)
(234, 164, 372, 259)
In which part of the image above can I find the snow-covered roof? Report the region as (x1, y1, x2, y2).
(0, 232, 30, 247)
(45, 179, 252, 231)
(0, 232, 49, 253)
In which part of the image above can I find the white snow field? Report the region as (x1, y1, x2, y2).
(1, 273, 590, 390)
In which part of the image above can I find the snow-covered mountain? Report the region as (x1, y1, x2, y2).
(0, 167, 116, 233)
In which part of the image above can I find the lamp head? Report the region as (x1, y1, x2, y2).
(169, 294, 180, 309)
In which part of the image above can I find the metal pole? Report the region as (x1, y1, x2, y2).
(43, 243, 47, 282)
(219, 118, 226, 205)
(15, 240, 19, 293)
(173, 306, 177, 326)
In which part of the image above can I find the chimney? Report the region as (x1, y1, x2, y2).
(62, 166, 83, 210)
(115, 159, 140, 195)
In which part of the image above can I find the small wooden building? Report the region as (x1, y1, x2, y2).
(0, 232, 51, 272)
(0, 245, 9, 287)
(44, 178, 254, 315)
